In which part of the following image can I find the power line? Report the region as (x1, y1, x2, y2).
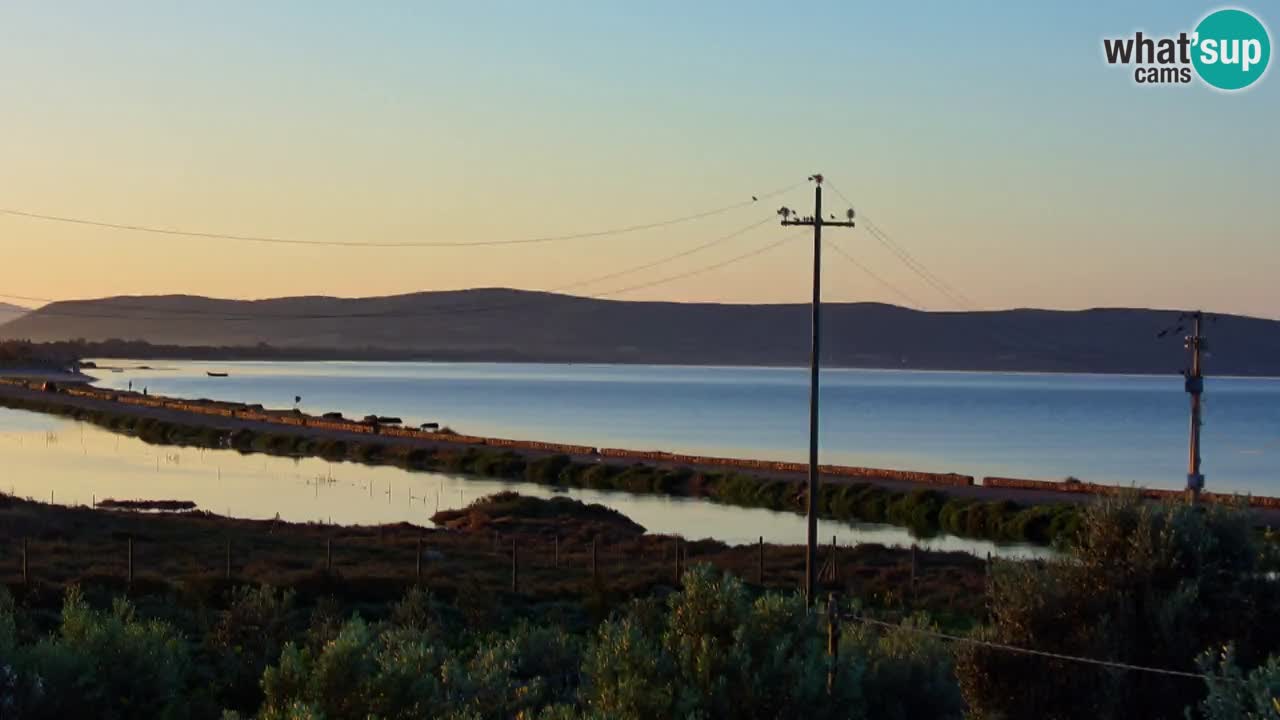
(0, 224, 794, 325)
(825, 239, 924, 309)
(0, 217, 774, 318)
(847, 614, 1229, 684)
(550, 217, 775, 293)
(598, 232, 802, 297)
(824, 181, 975, 309)
(863, 220, 974, 308)
(0, 181, 803, 249)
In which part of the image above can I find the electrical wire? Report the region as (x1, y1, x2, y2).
(0, 181, 803, 249)
(824, 181, 975, 309)
(599, 232, 801, 297)
(0, 223, 794, 324)
(846, 614, 1232, 684)
(825, 240, 924, 310)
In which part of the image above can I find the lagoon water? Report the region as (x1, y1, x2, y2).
(91, 360, 1280, 495)
(0, 407, 1049, 558)
(5, 360, 1278, 559)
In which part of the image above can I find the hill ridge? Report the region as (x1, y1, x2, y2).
(2, 289, 1277, 374)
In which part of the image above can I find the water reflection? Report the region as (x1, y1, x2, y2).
(0, 408, 1051, 559)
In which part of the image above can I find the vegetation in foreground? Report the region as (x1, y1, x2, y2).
(3, 492, 1280, 718)
(0, 391, 1085, 547)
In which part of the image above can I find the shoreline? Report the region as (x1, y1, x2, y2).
(0, 367, 98, 383)
(2, 378, 1277, 543)
(81, 355, 1280, 381)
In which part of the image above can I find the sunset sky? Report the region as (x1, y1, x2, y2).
(1, 1, 1276, 316)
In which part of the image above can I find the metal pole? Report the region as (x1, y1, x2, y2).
(1186, 311, 1205, 504)
(806, 183, 823, 606)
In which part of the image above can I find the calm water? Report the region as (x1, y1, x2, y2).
(0, 407, 1047, 558)
(91, 360, 1280, 494)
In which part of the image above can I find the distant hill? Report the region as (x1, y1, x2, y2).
(1, 289, 1277, 375)
(0, 302, 27, 326)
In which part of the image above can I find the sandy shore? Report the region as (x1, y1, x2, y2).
(0, 368, 97, 383)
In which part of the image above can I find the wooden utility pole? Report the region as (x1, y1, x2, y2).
(591, 538, 599, 583)
(779, 174, 856, 606)
(757, 536, 765, 585)
(511, 538, 519, 593)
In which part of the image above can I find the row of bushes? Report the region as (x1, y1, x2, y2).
(446, 448, 1083, 546)
(0, 567, 963, 720)
(1, 393, 1081, 546)
(5, 486, 1280, 718)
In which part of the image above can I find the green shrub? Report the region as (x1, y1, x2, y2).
(579, 463, 619, 489)
(843, 613, 964, 720)
(1195, 645, 1280, 719)
(957, 496, 1280, 719)
(5, 587, 193, 720)
(210, 585, 299, 714)
(581, 566, 860, 719)
(526, 454, 573, 484)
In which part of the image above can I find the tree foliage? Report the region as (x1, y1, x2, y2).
(956, 495, 1280, 719)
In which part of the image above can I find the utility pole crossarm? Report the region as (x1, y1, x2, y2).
(779, 174, 857, 607)
(781, 219, 857, 228)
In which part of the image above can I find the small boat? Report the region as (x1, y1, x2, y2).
(206, 371, 229, 378)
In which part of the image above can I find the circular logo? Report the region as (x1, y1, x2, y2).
(1192, 8, 1271, 90)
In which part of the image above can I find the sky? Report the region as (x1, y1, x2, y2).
(0, 1, 1276, 317)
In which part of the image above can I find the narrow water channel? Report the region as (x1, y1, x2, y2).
(0, 407, 1052, 558)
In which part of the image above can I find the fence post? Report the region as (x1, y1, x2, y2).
(674, 538, 682, 584)
(591, 538, 599, 584)
(511, 538, 519, 593)
(326, 538, 333, 575)
(830, 535, 839, 584)
(416, 536, 423, 584)
(758, 536, 764, 585)
(21, 538, 28, 587)
(826, 592, 841, 696)
(910, 544, 918, 605)
(127, 536, 134, 588)
(554, 535, 560, 569)
(225, 537, 232, 580)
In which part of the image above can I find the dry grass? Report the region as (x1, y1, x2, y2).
(0, 491, 988, 625)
